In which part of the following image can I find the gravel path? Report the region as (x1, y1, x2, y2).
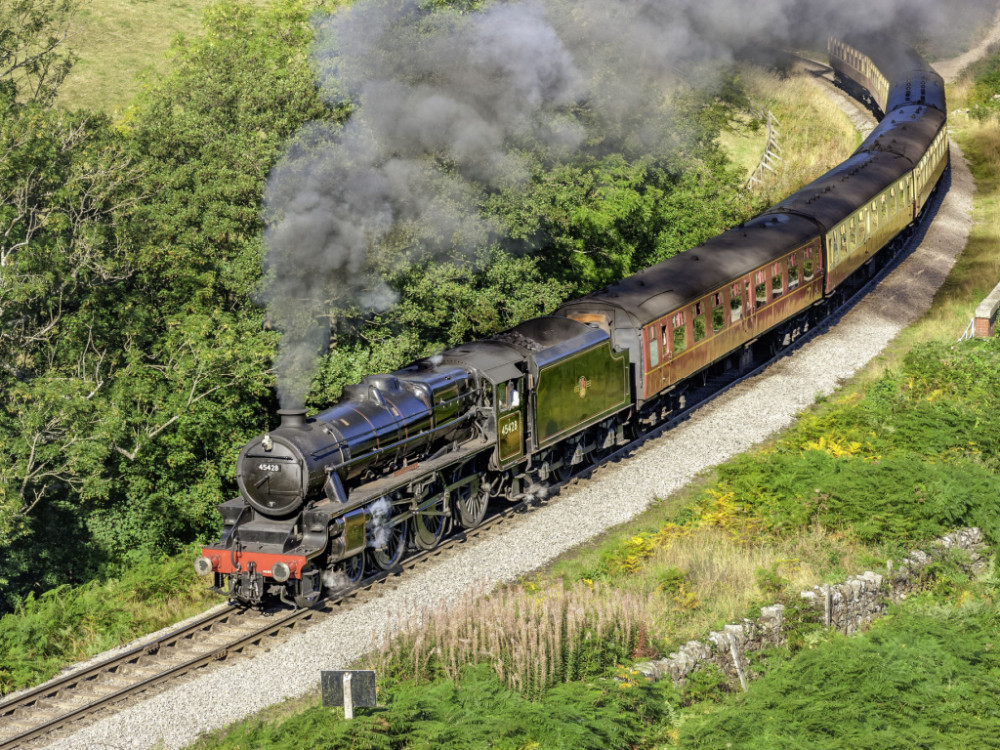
(46, 61, 979, 750)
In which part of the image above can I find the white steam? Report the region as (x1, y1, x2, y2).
(365, 497, 395, 551)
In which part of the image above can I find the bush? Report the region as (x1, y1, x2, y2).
(0, 550, 214, 694)
(196, 662, 681, 750)
(679, 600, 1000, 749)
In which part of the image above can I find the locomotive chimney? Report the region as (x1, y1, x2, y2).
(277, 408, 307, 428)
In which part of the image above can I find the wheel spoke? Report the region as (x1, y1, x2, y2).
(369, 504, 407, 570)
(455, 476, 488, 529)
(412, 495, 448, 550)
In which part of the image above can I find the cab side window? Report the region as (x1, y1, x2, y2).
(498, 382, 520, 412)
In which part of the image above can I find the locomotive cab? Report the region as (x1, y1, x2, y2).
(495, 377, 526, 467)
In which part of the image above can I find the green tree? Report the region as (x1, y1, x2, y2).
(1, 0, 344, 605)
(0, 0, 139, 600)
(79, 0, 343, 555)
(0, 0, 77, 104)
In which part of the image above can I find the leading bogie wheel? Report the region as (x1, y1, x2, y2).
(339, 551, 366, 585)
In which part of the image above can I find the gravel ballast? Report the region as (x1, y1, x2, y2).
(46, 77, 978, 750)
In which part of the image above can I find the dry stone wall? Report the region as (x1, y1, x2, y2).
(635, 528, 989, 689)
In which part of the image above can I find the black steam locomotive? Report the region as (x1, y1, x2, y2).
(196, 36, 949, 606)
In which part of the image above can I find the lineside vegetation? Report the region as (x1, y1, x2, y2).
(3, 3, 1000, 746)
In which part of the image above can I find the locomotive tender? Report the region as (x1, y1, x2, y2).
(197, 37, 949, 607)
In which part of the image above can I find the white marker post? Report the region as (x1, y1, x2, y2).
(321, 670, 377, 720)
(343, 672, 353, 720)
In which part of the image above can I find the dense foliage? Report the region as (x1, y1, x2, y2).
(0, 549, 215, 693)
(196, 663, 683, 750)
(1, 0, 338, 608)
(708, 339, 1000, 551)
(680, 596, 1000, 748)
(0, 0, 753, 612)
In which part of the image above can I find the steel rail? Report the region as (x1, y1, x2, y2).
(0, 503, 528, 749)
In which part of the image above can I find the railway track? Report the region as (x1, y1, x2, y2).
(0, 499, 533, 749)
(0, 167, 946, 749)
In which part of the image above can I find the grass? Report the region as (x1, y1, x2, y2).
(368, 580, 647, 699)
(679, 590, 1000, 749)
(0, 549, 216, 695)
(58, 0, 268, 114)
(720, 65, 859, 199)
(538, 492, 875, 652)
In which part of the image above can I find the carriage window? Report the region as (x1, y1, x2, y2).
(788, 254, 799, 290)
(755, 270, 767, 306)
(771, 261, 783, 299)
(693, 302, 706, 342)
(673, 311, 687, 353)
(840, 226, 848, 257)
(712, 292, 725, 332)
(648, 338, 659, 368)
(803, 247, 815, 280)
(730, 282, 744, 322)
(661, 324, 669, 352)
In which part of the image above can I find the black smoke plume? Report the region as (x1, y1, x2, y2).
(263, 0, 989, 409)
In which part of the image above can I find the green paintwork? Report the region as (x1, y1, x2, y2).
(535, 343, 630, 448)
(498, 410, 524, 464)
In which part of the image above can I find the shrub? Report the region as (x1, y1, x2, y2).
(0, 550, 214, 694)
(368, 580, 649, 700)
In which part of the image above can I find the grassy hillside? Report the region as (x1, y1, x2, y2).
(59, 0, 267, 113)
(720, 64, 859, 200)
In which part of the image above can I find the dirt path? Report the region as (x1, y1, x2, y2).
(933, 6, 1000, 83)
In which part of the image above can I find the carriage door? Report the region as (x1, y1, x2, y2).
(496, 378, 525, 467)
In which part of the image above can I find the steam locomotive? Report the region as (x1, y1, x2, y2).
(196, 37, 949, 607)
